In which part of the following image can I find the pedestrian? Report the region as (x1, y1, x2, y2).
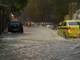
(26, 17, 32, 27)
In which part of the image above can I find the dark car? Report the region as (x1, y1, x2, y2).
(8, 21, 23, 33)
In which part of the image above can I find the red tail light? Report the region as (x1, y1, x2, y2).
(67, 27, 75, 32)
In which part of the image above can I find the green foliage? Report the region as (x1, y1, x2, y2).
(26, 0, 49, 22)
(48, 0, 70, 23)
(49, 0, 69, 16)
(0, 0, 27, 12)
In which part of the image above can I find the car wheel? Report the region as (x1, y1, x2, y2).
(20, 28, 23, 33)
(8, 28, 11, 32)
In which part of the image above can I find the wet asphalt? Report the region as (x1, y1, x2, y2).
(0, 26, 80, 60)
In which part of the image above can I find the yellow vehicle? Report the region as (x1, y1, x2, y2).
(57, 20, 80, 38)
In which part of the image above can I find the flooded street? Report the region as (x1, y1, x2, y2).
(0, 26, 80, 60)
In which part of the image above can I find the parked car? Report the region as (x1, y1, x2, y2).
(8, 21, 23, 33)
(57, 20, 80, 38)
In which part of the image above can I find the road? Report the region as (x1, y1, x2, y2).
(0, 26, 80, 60)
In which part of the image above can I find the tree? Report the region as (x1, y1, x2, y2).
(18, 0, 80, 23)
(48, 0, 80, 23)
(0, 0, 27, 34)
(25, 0, 49, 22)
(48, 0, 70, 23)
(0, 0, 27, 13)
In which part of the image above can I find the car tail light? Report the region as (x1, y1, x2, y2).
(67, 27, 76, 32)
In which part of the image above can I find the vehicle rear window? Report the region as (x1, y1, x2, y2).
(9, 22, 20, 26)
(68, 22, 79, 25)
